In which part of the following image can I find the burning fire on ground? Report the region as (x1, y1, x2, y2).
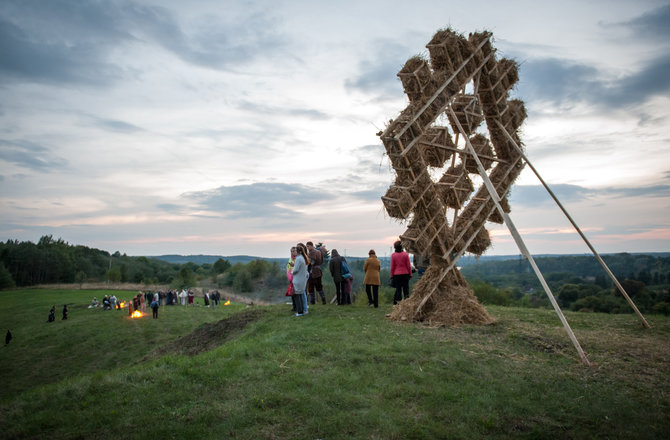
(130, 310, 143, 318)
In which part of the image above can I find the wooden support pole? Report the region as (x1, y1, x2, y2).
(450, 107, 591, 366)
(494, 120, 651, 329)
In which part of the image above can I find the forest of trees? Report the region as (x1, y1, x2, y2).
(461, 253, 670, 315)
(1, 237, 669, 314)
(0, 236, 286, 295)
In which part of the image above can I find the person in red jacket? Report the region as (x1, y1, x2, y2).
(390, 240, 412, 304)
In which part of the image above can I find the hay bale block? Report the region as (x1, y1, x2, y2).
(448, 94, 483, 135)
(464, 133, 494, 173)
(437, 168, 474, 209)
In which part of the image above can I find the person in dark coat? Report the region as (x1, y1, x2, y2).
(328, 249, 347, 305)
(47, 306, 55, 323)
(150, 299, 159, 319)
(5, 329, 12, 346)
(62, 305, 68, 320)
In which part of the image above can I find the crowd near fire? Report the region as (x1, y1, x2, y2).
(84, 289, 229, 319)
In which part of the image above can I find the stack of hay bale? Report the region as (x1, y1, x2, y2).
(379, 28, 528, 326)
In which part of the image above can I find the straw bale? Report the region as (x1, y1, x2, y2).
(466, 227, 491, 255)
(408, 170, 432, 200)
(431, 224, 453, 254)
(506, 99, 527, 129)
(389, 264, 493, 326)
(498, 58, 519, 90)
(419, 142, 448, 169)
(418, 126, 454, 167)
(426, 195, 446, 218)
(488, 196, 510, 224)
(464, 133, 494, 173)
(437, 167, 474, 209)
(383, 185, 413, 219)
(400, 224, 430, 255)
(398, 55, 433, 103)
(448, 94, 483, 135)
(427, 28, 464, 71)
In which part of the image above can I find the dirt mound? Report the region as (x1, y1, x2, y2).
(159, 308, 265, 356)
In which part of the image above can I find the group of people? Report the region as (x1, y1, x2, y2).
(47, 304, 68, 322)
(359, 239, 413, 307)
(85, 289, 226, 320)
(285, 239, 414, 315)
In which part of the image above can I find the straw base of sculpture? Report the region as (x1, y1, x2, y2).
(388, 262, 494, 326)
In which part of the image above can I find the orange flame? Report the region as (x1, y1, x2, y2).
(224, 300, 230, 306)
(131, 310, 142, 318)
(119, 301, 126, 308)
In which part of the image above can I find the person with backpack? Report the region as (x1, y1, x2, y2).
(306, 241, 327, 305)
(328, 249, 349, 305)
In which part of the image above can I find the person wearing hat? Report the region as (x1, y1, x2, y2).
(363, 249, 381, 308)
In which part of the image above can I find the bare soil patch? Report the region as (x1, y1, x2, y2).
(157, 308, 265, 357)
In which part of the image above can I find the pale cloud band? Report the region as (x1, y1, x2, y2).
(1, 0, 669, 257)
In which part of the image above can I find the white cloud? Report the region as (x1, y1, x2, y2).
(0, 0, 668, 257)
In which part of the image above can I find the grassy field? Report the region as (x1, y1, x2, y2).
(0, 288, 669, 439)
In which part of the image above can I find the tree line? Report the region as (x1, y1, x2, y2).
(0, 236, 283, 293)
(461, 253, 670, 315)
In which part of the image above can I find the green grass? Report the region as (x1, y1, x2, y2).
(1, 288, 669, 439)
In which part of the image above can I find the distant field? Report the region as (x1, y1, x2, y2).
(1, 288, 669, 439)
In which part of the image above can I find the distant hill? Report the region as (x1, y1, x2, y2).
(148, 252, 670, 268)
(149, 254, 286, 266)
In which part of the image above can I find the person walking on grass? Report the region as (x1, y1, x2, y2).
(62, 304, 68, 320)
(391, 240, 412, 304)
(292, 243, 310, 316)
(364, 249, 381, 308)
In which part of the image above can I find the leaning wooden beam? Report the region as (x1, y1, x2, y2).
(495, 120, 651, 329)
(452, 107, 591, 366)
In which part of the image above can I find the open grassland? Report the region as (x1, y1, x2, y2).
(1, 288, 669, 439)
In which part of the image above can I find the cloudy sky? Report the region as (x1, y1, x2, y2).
(1, 0, 669, 259)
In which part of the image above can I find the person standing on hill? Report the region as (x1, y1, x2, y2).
(364, 249, 381, 308)
(306, 241, 327, 305)
(391, 240, 412, 304)
(62, 304, 68, 320)
(187, 289, 194, 306)
(286, 246, 297, 312)
(151, 298, 159, 319)
(329, 249, 347, 305)
(292, 243, 310, 316)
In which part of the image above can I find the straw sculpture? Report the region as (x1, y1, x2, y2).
(379, 28, 527, 326)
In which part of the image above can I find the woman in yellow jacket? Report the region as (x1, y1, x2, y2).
(363, 249, 381, 307)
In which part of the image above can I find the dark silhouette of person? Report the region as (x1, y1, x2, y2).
(47, 306, 55, 323)
(5, 329, 12, 346)
(62, 305, 68, 320)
